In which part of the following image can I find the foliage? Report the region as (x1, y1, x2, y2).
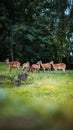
(0, 0, 73, 67)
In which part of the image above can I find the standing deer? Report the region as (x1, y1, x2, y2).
(50, 61, 66, 73)
(38, 60, 51, 71)
(22, 62, 30, 71)
(30, 61, 41, 72)
(5, 58, 20, 72)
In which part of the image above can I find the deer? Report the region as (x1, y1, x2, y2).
(22, 61, 30, 71)
(30, 61, 41, 72)
(5, 58, 20, 72)
(38, 60, 51, 72)
(50, 61, 66, 73)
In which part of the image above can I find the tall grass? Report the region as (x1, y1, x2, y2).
(0, 62, 73, 130)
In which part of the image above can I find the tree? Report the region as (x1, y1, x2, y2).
(0, 0, 73, 68)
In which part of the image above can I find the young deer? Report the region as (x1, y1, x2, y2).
(50, 61, 66, 73)
(39, 61, 51, 71)
(22, 62, 30, 71)
(5, 58, 20, 72)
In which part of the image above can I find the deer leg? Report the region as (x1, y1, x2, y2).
(23, 67, 24, 70)
(17, 66, 20, 70)
(9, 67, 11, 72)
(63, 69, 65, 73)
(38, 69, 40, 72)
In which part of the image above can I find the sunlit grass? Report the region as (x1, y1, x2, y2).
(0, 62, 73, 129)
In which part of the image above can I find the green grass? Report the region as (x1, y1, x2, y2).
(0, 62, 73, 130)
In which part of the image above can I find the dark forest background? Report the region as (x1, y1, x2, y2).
(0, 0, 73, 68)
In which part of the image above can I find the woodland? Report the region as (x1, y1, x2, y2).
(0, 0, 73, 68)
(0, 1, 73, 129)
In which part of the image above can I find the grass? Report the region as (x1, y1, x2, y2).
(0, 62, 73, 130)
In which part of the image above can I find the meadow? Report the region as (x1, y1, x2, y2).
(0, 62, 73, 130)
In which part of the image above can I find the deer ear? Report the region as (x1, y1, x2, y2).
(6, 58, 9, 61)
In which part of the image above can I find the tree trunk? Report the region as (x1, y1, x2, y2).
(10, 44, 14, 61)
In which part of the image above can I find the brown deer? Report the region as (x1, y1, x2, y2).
(30, 61, 41, 72)
(22, 62, 30, 71)
(5, 58, 20, 72)
(39, 60, 51, 71)
(50, 61, 66, 73)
